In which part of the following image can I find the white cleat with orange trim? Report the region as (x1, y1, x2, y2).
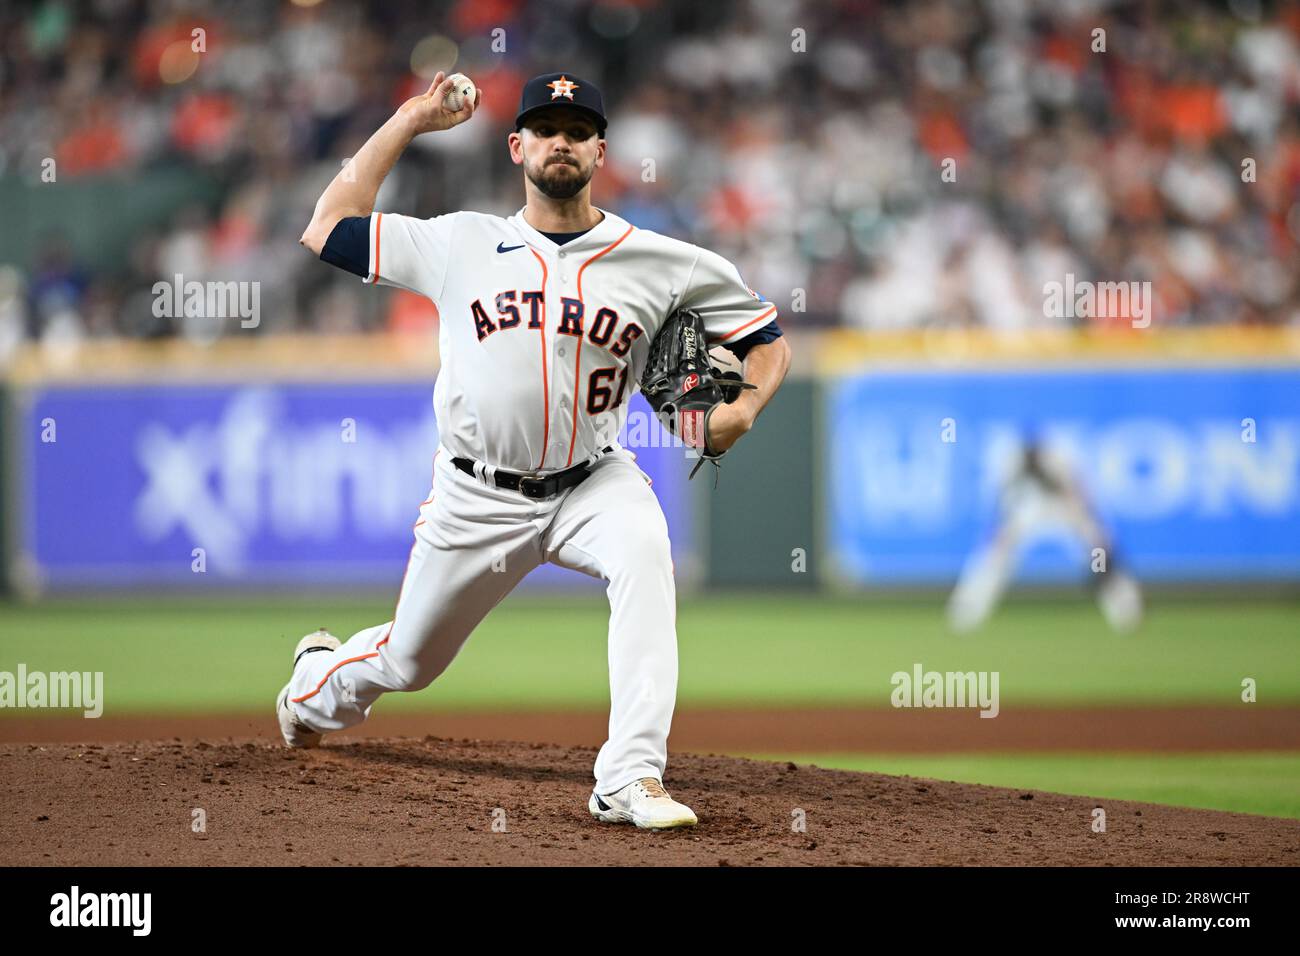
(275, 629, 341, 748)
(588, 777, 698, 830)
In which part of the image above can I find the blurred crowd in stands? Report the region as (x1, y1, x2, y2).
(2, 0, 1299, 355)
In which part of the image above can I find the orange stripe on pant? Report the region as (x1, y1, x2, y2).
(291, 450, 439, 705)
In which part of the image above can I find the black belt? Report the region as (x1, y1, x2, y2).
(452, 446, 614, 500)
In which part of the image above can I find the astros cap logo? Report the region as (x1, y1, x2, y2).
(516, 72, 607, 134)
(547, 76, 580, 100)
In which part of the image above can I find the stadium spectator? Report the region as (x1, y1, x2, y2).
(1, 0, 1297, 347)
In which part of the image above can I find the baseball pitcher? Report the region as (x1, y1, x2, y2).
(278, 70, 791, 828)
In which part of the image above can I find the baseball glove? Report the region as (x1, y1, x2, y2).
(639, 306, 755, 484)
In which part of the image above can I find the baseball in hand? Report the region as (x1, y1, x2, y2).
(443, 73, 476, 112)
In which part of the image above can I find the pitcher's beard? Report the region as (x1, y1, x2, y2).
(528, 160, 593, 200)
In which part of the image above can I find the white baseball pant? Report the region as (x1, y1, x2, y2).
(287, 443, 679, 795)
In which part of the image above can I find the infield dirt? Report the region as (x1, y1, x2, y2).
(4, 734, 1298, 866)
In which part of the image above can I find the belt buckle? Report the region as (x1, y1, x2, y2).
(518, 474, 549, 499)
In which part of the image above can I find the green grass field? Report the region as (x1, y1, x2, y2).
(748, 752, 1300, 820)
(1, 593, 1296, 711)
(2, 593, 1297, 817)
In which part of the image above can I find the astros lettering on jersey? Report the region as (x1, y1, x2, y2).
(364, 206, 778, 473)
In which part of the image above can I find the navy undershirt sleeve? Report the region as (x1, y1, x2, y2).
(320, 216, 371, 278)
(721, 318, 784, 361)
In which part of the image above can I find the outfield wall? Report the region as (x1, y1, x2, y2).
(8, 383, 696, 594)
(824, 366, 1300, 586)
(2, 328, 1298, 595)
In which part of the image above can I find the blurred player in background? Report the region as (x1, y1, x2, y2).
(948, 438, 1144, 634)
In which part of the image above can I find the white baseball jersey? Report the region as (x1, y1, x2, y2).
(291, 201, 780, 795)
(362, 205, 778, 473)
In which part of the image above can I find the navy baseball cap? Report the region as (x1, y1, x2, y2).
(515, 72, 607, 136)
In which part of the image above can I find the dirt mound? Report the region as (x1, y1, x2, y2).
(4, 737, 1297, 866)
(5, 705, 1300, 751)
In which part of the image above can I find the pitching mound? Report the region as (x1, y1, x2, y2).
(4, 737, 1297, 866)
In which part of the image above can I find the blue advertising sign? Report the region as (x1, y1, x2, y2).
(18, 383, 692, 590)
(827, 367, 1300, 584)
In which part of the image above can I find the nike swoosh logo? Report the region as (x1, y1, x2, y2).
(497, 242, 525, 253)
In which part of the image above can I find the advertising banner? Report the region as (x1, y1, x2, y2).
(17, 383, 692, 591)
(827, 367, 1300, 584)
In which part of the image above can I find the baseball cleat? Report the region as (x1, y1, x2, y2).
(275, 628, 340, 749)
(588, 777, 698, 830)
